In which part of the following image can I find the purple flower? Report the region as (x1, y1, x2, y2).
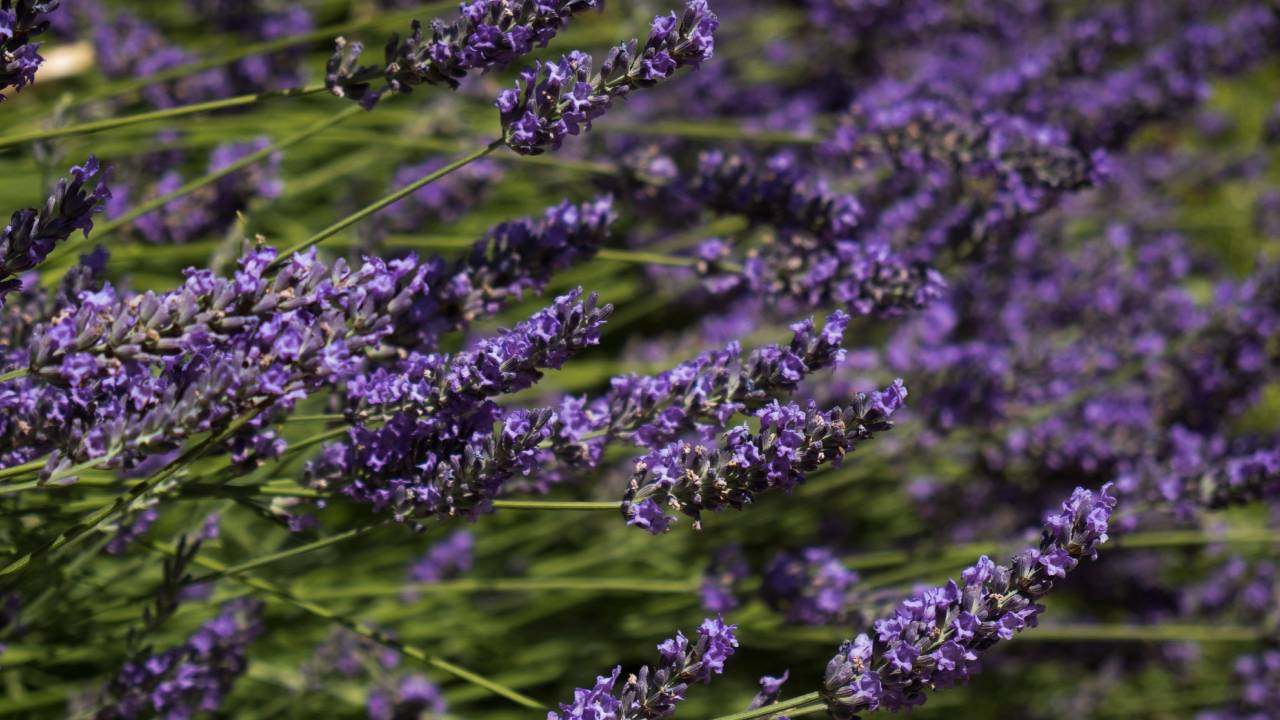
(1, 157, 111, 305)
(821, 485, 1116, 717)
(623, 386, 905, 532)
(763, 547, 861, 625)
(498, 1, 719, 155)
(328, 0, 600, 109)
(550, 616, 738, 719)
(0, 1, 57, 99)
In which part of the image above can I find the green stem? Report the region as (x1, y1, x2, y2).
(490, 500, 620, 511)
(0, 84, 328, 148)
(305, 576, 697, 599)
(145, 542, 545, 710)
(50, 106, 364, 262)
(270, 139, 504, 265)
(0, 406, 265, 577)
(0, 368, 27, 383)
(711, 692, 825, 720)
(72, 3, 455, 104)
(0, 459, 44, 481)
(595, 247, 744, 272)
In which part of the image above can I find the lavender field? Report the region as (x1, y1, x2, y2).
(1, 1, 1279, 718)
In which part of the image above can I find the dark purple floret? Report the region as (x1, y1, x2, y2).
(622, 383, 906, 532)
(0, 157, 111, 305)
(549, 616, 738, 720)
(498, 0, 719, 155)
(327, 0, 600, 109)
(0, 0, 58, 99)
(821, 485, 1116, 717)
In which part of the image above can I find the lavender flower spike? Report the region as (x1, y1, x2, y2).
(0, 156, 110, 304)
(0, 0, 58, 99)
(623, 381, 907, 533)
(822, 485, 1117, 717)
(498, 0, 719, 155)
(327, 0, 600, 109)
(549, 616, 738, 719)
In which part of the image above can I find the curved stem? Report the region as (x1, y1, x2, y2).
(145, 541, 546, 710)
(711, 692, 825, 720)
(0, 84, 328, 148)
(269, 139, 504, 265)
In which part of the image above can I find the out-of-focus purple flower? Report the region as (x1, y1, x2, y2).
(97, 599, 264, 720)
(1198, 651, 1280, 720)
(549, 616, 738, 719)
(763, 547, 860, 625)
(699, 545, 750, 612)
(402, 530, 474, 600)
(498, 1, 719, 155)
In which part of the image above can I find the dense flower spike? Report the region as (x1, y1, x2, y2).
(307, 290, 611, 523)
(622, 382, 906, 533)
(0, 157, 110, 305)
(549, 616, 738, 719)
(498, 0, 718, 154)
(97, 599, 264, 720)
(327, 0, 600, 109)
(0, 0, 57, 98)
(552, 310, 851, 465)
(821, 485, 1116, 716)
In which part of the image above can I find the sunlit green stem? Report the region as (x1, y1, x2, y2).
(711, 692, 825, 720)
(0, 85, 329, 149)
(0, 458, 44, 481)
(0, 368, 28, 383)
(270, 139, 504, 265)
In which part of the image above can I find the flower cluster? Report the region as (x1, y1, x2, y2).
(699, 545, 750, 613)
(306, 290, 611, 524)
(0, 157, 111, 305)
(498, 0, 718, 154)
(549, 616, 738, 720)
(821, 485, 1116, 716)
(96, 599, 264, 720)
(0, 0, 57, 98)
(327, 0, 600, 109)
(763, 547, 861, 625)
(307, 628, 447, 720)
(623, 382, 906, 533)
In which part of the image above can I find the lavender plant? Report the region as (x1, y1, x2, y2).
(1, 1, 1278, 718)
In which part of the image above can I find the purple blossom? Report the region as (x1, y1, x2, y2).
(699, 545, 750, 612)
(763, 547, 861, 625)
(1, 157, 111, 305)
(0, 0, 57, 99)
(549, 616, 738, 719)
(822, 485, 1116, 717)
(623, 385, 905, 532)
(498, 1, 719, 155)
(327, 0, 600, 109)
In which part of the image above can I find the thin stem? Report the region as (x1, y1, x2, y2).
(50, 106, 364, 262)
(144, 541, 546, 710)
(72, 3, 455, 104)
(711, 692, 825, 720)
(188, 524, 383, 583)
(490, 500, 620, 511)
(595, 247, 745, 272)
(0, 368, 28, 382)
(596, 121, 824, 145)
(0, 406, 265, 577)
(270, 139, 504, 265)
(305, 576, 697, 599)
(0, 84, 328, 148)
